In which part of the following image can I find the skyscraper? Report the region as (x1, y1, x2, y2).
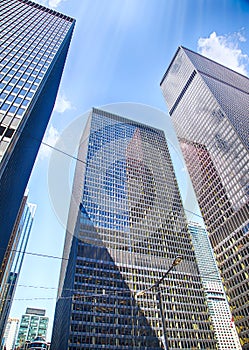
(2, 317, 19, 350)
(188, 222, 241, 350)
(16, 307, 49, 348)
(52, 108, 216, 349)
(0, 194, 36, 342)
(160, 46, 249, 349)
(0, 0, 75, 279)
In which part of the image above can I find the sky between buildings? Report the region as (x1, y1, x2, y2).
(9, 0, 249, 341)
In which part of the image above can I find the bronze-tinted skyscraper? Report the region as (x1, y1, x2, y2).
(161, 46, 249, 349)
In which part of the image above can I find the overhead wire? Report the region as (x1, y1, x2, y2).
(1, 135, 206, 262)
(1, 264, 222, 303)
(0, 247, 68, 261)
(1, 131, 211, 302)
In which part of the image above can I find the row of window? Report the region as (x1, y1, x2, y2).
(0, 1, 73, 145)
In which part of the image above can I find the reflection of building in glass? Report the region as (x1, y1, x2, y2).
(0, 193, 36, 342)
(179, 141, 234, 231)
(2, 318, 19, 350)
(161, 46, 249, 349)
(16, 308, 49, 348)
(0, 0, 75, 288)
(188, 222, 241, 350)
(51, 108, 217, 349)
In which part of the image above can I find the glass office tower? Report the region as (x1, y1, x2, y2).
(161, 46, 249, 349)
(52, 108, 216, 350)
(0, 0, 75, 283)
(188, 222, 241, 350)
(0, 194, 36, 342)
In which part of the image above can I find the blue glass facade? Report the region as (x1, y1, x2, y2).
(52, 109, 216, 350)
(0, 0, 75, 292)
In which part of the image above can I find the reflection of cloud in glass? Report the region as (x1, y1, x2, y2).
(104, 159, 126, 200)
(127, 158, 156, 222)
(47, 103, 195, 234)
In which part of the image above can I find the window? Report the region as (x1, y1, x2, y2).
(19, 89, 26, 96)
(21, 99, 29, 106)
(14, 97, 22, 104)
(5, 128, 15, 138)
(17, 107, 25, 116)
(27, 92, 34, 98)
(0, 126, 5, 135)
(9, 106, 17, 113)
(0, 93, 7, 100)
(1, 103, 10, 111)
(7, 95, 15, 102)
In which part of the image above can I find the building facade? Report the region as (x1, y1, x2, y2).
(16, 308, 49, 348)
(0, 194, 36, 342)
(161, 46, 249, 349)
(26, 336, 50, 350)
(188, 222, 241, 350)
(2, 318, 19, 350)
(51, 108, 217, 350)
(0, 0, 75, 282)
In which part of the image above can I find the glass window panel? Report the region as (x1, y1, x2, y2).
(1, 103, 10, 111)
(17, 107, 25, 116)
(9, 106, 17, 113)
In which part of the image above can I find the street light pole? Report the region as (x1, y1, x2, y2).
(156, 287, 169, 350)
(135, 256, 182, 350)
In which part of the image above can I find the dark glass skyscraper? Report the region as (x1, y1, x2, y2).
(161, 46, 249, 349)
(52, 108, 216, 350)
(0, 0, 75, 289)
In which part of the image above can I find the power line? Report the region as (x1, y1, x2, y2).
(184, 208, 203, 219)
(0, 247, 68, 261)
(18, 284, 57, 290)
(19, 129, 206, 221)
(2, 281, 203, 303)
(41, 137, 205, 219)
(2, 287, 140, 303)
(1, 266, 222, 303)
(0, 133, 211, 296)
(41, 140, 88, 166)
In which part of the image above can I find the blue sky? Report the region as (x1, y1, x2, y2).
(9, 0, 249, 341)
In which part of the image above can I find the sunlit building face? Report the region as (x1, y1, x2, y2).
(161, 46, 249, 349)
(52, 108, 217, 350)
(188, 222, 242, 350)
(0, 0, 74, 162)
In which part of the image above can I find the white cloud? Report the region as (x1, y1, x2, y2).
(48, 0, 64, 8)
(54, 92, 73, 113)
(197, 31, 249, 76)
(33, 0, 66, 9)
(39, 125, 60, 160)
